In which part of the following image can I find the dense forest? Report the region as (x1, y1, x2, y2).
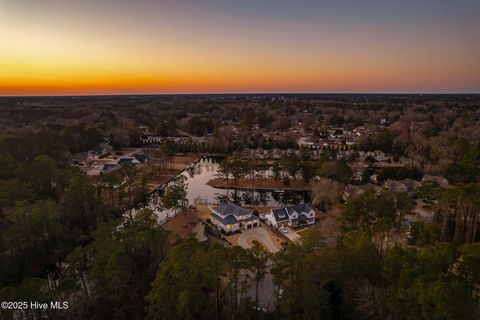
(0, 94, 479, 319)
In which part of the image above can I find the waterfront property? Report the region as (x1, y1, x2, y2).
(210, 203, 260, 234)
(266, 203, 316, 229)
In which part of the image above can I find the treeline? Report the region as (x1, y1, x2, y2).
(3, 95, 479, 177)
(375, 166, 422, 182)
(0, 157, 479, 319)
(0, 130, 127, 300)
(358, 128, 480, 183)
(217, 151, 353, 185)
(336, 188, 480, 319)
(0, 126, 103, 161)
(157, 135, 299, 154)
(0, 155, 119, 288)
(434, 184, 480, 244)
(2, 208, 479, 320)
(344, 184, 480, 245)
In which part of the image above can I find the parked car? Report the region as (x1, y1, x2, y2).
(279, 226, 289, 234)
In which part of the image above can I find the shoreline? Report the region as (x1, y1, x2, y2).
(206, 177, 310, 192)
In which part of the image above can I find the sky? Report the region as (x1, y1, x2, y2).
(0, 0, 479, 95)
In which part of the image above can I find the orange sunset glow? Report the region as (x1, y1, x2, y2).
(1, 0, 479, 95)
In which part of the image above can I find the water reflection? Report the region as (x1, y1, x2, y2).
(180, 157, 306, 207)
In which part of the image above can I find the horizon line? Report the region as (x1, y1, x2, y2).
(1, 91, 479, 98)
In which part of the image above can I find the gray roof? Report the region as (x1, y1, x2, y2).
(118, 158, 134, 166)
(271, 203, 314, 223)
(102, 163, 120, 171)
(214, 203, 253, 217)
(285, 203, 312, 215)
(211, 213, 238, 225)
(271, 208, 290, 222)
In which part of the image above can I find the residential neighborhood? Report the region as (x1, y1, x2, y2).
(1, 93, 479, 320)
(1, 0, 480, 316)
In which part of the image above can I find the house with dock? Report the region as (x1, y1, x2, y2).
(266, 203, 316, 229)
(210, 203, 259, 234)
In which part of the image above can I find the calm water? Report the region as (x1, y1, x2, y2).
(126, 157, 307, 222)
(179, 157, 307, 207)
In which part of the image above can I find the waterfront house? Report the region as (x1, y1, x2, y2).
(266, 203, 315, 229)
(210, 203, 259, 234)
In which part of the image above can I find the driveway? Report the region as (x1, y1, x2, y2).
(237, 227, 280, 253)
(282, 227, 301, 242)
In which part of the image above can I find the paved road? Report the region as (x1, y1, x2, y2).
(245, 267, 277, 312)
(237, 227, 280, 253)
(237, 228, 279, 312)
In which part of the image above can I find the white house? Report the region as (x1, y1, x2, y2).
(266, 203, 315, 229)
(210, 203, 259, 234)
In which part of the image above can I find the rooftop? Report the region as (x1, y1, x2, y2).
(213, 203, 253, 217)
